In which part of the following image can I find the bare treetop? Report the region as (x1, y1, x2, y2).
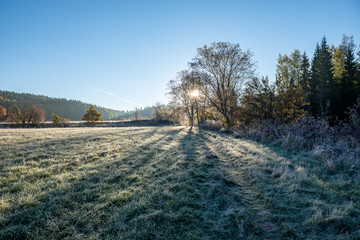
(190, 42, 256, 126)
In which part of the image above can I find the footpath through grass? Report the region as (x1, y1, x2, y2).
(0, 127, 359, 239)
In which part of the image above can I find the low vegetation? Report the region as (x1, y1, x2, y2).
(1, 127, 359, 239)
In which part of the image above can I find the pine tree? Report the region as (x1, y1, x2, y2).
(310, 37, 333, 117)
(309, 43, 321, 116)
(341, 35, 358, 117)
(300, 52, 310, 92)
(82, 105, 102, 123)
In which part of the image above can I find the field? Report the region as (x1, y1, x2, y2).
(0, 127, 359, 239)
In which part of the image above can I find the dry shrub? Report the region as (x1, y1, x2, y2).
(199, 120, 223, 131)
(234, 115, 360, 174)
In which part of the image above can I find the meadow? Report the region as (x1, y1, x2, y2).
(0, 126, 359, 239)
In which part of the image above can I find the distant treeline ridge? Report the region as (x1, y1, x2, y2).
(0, 90, 153, 121)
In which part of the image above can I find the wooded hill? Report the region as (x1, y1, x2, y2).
(0, 90, 153, 121)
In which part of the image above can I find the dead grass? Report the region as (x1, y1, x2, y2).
(0, 127, 359, 239)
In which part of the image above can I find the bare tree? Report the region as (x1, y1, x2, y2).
(168, 70, 204, 126)
(191, 42, 255, 126)
(133, 108, 141, 120)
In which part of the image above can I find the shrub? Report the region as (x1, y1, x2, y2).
(52, 113, 61, 124)
(234, 115, 360, 174)
(199, 120, 223, 131)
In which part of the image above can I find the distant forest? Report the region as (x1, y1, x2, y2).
(0, 90, 153, 121)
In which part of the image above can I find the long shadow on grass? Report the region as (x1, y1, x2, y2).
(0, 127, 184, 240)
(0, 127, 162, 191)
(1, 127, 154, 158)
(146, 128, 265, 240)
(200, 130, 360, 239)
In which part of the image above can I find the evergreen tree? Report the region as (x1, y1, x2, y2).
(309, 43, 321, 116)
(341, 35, 358, 116)
(300, 52, 310, 93)
(310, 37, 333, 117)
(82, 105, 102, 123)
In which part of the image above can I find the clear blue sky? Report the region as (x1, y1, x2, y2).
(1, 0, 359, 110)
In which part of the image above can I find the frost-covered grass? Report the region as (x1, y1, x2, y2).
(0, 127, 359, 239)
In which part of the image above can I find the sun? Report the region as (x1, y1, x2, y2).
(190, 89, 200, 98)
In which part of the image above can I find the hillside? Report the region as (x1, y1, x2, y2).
(0, 90, 153, 121)
(0, 127, 359, 239)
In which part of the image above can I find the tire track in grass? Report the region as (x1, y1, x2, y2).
(199, 130, 281, 240)
(101, 127, 223, 239)
(201, 131, 360, 239)
(151, 127, 263, 239)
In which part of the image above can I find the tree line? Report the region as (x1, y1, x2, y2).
(0, 90, 154, 122)
(0, 90, 123, 121)
(164, 35, 359, 127)
(0, 103, 101, 124)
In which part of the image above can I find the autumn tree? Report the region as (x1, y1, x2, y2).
(276, 49, 302, 90)
(335, 35, 359, 119)
(191, 42, 255, 127)
(7, 106, 21, 123)
(19, 105, 30, 124)
(275, 88, 308, 121)
(28, 104, 45, 124)
(0, 105, 6, 121)
(52, 113, 62, 124)
(82, 105, 102, 123)
(275, 49, 309, 121)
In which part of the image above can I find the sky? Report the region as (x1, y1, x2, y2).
(1, 0, 359, 111)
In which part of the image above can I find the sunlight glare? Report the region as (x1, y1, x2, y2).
(190, 89, 200, 98)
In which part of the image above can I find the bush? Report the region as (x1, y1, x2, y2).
(52, 113, 61, 124)
(234, 115, 360, 174)
(199, 120, 223, 131)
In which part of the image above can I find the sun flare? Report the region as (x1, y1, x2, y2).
(190, 89, 200, 98)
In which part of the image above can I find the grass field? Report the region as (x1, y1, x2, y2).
(0, 126, 359, 239)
